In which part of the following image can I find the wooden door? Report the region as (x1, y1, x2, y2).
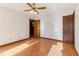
(63, 15, 74, 44)
(34, 20, 40, 37)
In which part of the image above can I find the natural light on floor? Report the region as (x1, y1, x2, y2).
(0, 40, 38, 56)
(48, 42, 63, 56)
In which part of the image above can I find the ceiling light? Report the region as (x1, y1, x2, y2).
(30, 10, 37, 14)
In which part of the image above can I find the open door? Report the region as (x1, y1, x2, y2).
(29, 19, 40, 37)
(34, 20, 40, 37)
(63, 13, 74, 44)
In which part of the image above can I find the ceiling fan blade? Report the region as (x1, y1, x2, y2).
(37, 7, 46, 9)
(27, 3, 33, 8)
(24, 9, 32, 11)
(32, 3, 35, 5)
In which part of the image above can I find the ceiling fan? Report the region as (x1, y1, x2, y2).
(24, 3, 46, 14)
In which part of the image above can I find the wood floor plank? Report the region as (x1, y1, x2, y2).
(0, 37, 77, 56)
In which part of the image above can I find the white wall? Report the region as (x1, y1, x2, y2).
(75, 4, 79, 55)
(0, 6, 29, 45)
(40, 13, 63, 40)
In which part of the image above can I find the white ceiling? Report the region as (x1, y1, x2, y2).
(0, 3, 26, 12)
(0, 3, 76, 15)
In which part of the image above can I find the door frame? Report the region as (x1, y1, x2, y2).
(29, 19, 40, 37)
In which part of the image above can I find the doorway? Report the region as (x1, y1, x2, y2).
(63, 12, 75, 44)
(29, 19, 40, 37)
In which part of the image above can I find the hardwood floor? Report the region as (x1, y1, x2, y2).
(0, 37, 77, 56)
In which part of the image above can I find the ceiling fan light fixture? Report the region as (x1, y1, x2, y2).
(25, 3, 46, 15)
(34, 12, 37, 14)
(30, 10, 37, 14)
(30, 10, 34, 13)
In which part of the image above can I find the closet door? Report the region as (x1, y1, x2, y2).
(63, 14, 74, 44)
